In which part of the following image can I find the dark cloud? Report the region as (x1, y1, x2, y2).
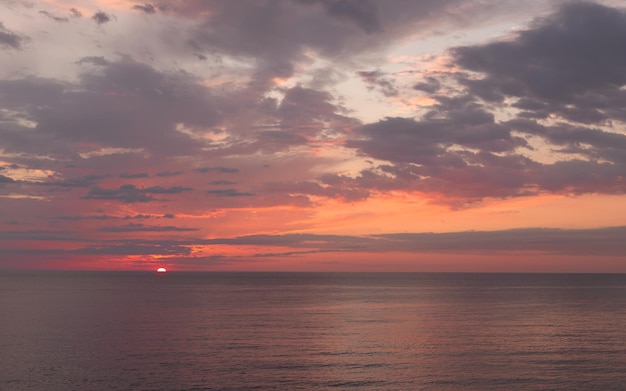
(348, 129, 624, 204)
(39, 10, 69, 22)
(54, 214, 156, 221)
(144, 185, 193, 194)
(100, 223, 198, 232)
(162, 213, 175, 219)
(75, 242, 191, 255)
(172, 0, 475, 89)
(0, 163, 19, 171)
(119, 172, 149, 179)
(277, 86, 357, 138)
(132, 4, 157, 14)
(41, 174, 110, 188)
(84, 185, 153, 203)
(202, 226, 626, 257)
(453, 2, 626, 124)
(0, 174, 15, 183)
(372, 227, 626, 256)
(341, 3, 626, 204)
(508, 119, 626, 165)
(349, 107, 522, 164)
(345, 107, 623, 203)
(83, 184, 192, 203)
(256, 130, 309, 149)
(357, 70, 398, 97)
(413, 77, 441, 93)
(54, 214, 117, 221)
(91, 11, 112, 25)
(124, 214, 152, 219)
(0, 22, 25, 50)
(207, 189, 255, 197)
(0, 60, 220, 158)
(194, 166, 239, 174)
(298, 0, 381, 33)
(210, 180, 236, 185)
(69, 8, 82, 18)
(56, 213, 156, 221)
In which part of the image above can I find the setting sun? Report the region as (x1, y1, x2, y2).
(156, 267, 167, 273)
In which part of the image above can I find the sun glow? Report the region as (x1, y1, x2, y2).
(156, 267, 167, 273)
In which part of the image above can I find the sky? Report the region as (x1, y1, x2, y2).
(0, 0, 625, 272)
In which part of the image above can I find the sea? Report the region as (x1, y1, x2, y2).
(2, 271, 626, 390)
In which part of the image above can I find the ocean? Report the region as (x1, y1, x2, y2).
(1, 271, 626, 390)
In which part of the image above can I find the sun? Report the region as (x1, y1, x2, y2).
(156, 267, 167, 273)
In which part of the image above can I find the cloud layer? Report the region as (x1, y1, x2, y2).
(0, 0, 625, 270)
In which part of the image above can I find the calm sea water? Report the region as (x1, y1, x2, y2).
(2, 272, 626, 390)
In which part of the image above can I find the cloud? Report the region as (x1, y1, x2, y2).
(1, 0, 625, 271)
(207, 189, 255, 197)
(119, 172, 149, 179)
(413, 77, 441, 94)
(39, 10, 69, 23)
(4, 226, 624, 264)
(357, 70, 398, 97)
(298, 0, 381, 34)
(194, 167, 239, 174)
(210, 180, 236, 185)
(201, 226, 626, 257)
(0, 60, 220, 158)
(0, 22, 25, 50)
(82, 184, 192, 203)
(345, 112, 535, 202)
(132, 4, 158, 14)
(276, 86, 357, 138)
(54, 213, 162, 221)
(341, 2, 626, 204)
(452, 2, 626, 124)
(374, 227, 626, 256)
(100, 223, 198, 232)
(126, 214, 152, 219)
(76, 56, 109, 66)
(202, 232, 371, 249)
(91, 11, 112, 25)
(170, 0, 481, 89)
(41, 174, 110, 188)
(0, 174, 15, 183)
(54, 214, 117, 221)
(144, 185, 193, 194)
(74, 242, 192, 255)
(83, 185, 152, 203)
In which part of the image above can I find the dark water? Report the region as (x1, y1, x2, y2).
(2, 272, 626, 390)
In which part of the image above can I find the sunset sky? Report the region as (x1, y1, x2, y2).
(1, 0, 625, 272)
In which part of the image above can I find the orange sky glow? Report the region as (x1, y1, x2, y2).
(1, 0, 625, 272)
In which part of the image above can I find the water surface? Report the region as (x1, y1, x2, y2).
(2, 272, 626, 390)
